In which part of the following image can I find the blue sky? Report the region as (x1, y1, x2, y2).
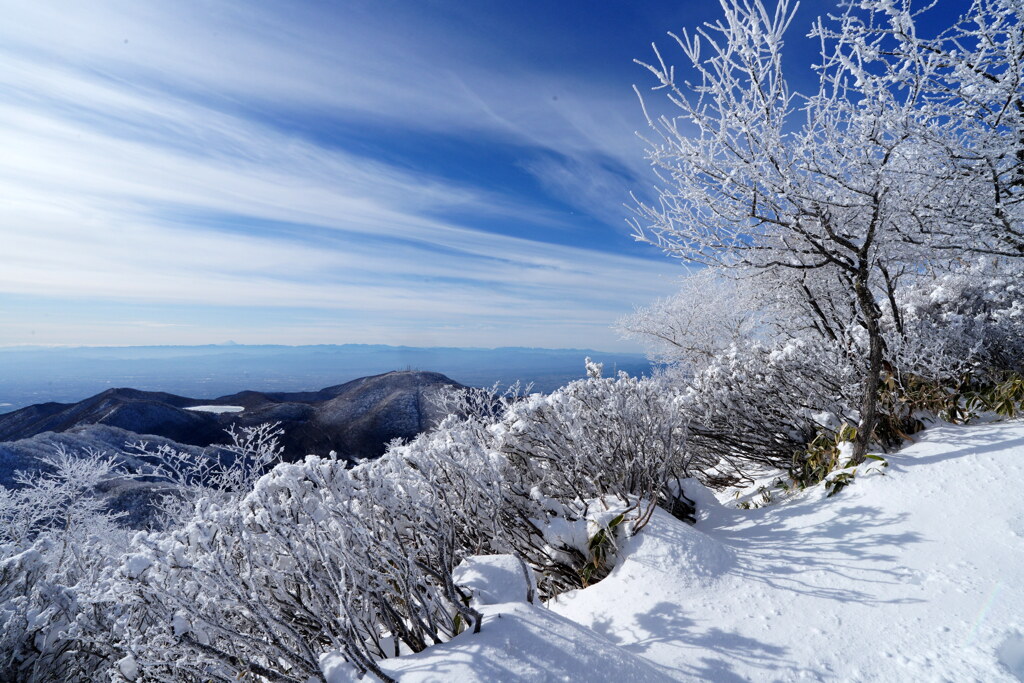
(0, 0, 852, 350)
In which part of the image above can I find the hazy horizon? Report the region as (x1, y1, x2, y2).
(0, 343, 652, 413)
(0, 341, 644, 352)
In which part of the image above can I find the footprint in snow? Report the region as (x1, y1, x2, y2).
(893, 566, 925, 586)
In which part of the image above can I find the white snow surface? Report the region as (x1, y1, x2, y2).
(184, 405, 244, 414)
(453, 554, 538, 606)
(333, 420, 1024, 682)
(373, 601, 675, 683)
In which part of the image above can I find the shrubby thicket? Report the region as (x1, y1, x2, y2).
(0, 366, 707, 682)
(3, 0, 1024, 680)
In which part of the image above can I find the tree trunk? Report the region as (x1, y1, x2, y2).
(852, 281, 884, 466)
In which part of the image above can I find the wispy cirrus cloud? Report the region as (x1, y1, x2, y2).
(0, 0, 685, 349)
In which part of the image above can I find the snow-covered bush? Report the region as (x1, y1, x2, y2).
(0, 425, 306, 683)
(428, 380, 529, 424)
(618, 265, 866, 478)
(853, 258, 1024, 436)
(117, 446, 482, 682)
(621, 258, 1022, 485)
(684, 337, 861, 483)
(392, 370, 705, 598)
(0, 448, 131, 682)
(384, 415, 521, 557)
(382, 410, 595, 599)
(118, 496, 337, 681)
(493, 369, 699, 528)
(888, 260, 1024, 384)
(126, 422, 285, 527)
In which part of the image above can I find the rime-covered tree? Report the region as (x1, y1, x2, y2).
(631, 0, 1023, 463)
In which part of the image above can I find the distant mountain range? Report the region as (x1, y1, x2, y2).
(0, 370, 465, 525)
(0, 370, 461, 466)
(0, 343, 650, 413)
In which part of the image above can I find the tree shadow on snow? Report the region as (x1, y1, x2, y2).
(717, 502, 927, 606)
(889, 429, 1024, 470)
(588, 615, 625, 644)
(613, 601, 794, 681)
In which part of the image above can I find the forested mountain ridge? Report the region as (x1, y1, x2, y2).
(0, 370, 461, 463)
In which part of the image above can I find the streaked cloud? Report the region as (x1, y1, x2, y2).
(0, 0, 686, 350)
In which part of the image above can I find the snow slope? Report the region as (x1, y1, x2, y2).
(340, 420, 1024, 682)
(367, 601, 675, 682)
(551, 420, 1024, 682)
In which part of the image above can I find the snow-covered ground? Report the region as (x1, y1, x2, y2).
(354, 420, 1024, 682)
(184, 405, 245, 414)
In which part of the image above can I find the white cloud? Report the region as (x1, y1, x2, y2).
(0, 0, 681, 349)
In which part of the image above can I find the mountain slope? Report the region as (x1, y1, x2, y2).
(0, 388, 217, 445)
(0, 371, 462, 461)
(229, 370, 461, 459)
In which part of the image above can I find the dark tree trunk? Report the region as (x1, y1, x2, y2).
(852, 277, 884, 466)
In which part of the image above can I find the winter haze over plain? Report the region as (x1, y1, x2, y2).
(0, 0, 767, 351)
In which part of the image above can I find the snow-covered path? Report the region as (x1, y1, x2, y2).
(368, 421, 1024, 682)
(550, 421, 1024, 681)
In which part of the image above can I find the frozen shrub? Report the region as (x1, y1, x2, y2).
(493, 369, 700, 528)
(118, 449, 479, 682)
(126, 422, 285, 527)
(379, 412, 579, 598)
(389, 372, 703, 598)
(683, 337, 861, 480)
(428, 380, 529, 423)
(888, 259, 1024, 385)
(0, 448, 131, 682)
